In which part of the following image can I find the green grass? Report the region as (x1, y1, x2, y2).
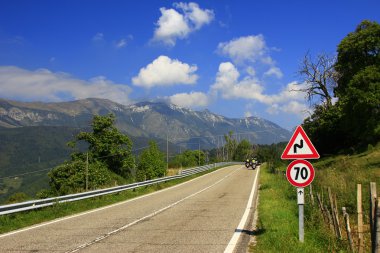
(311, 142, 380, 252)
(0, 166, 224, 234)
(251, 163, 344, 252)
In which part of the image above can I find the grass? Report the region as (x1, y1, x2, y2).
(310, 142, 380, 252)
(0, 166, 223, 235)
(251, 143, 380, 252)
(250, 163, 344, 252)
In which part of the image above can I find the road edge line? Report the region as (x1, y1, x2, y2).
(224, 166, 260, 253)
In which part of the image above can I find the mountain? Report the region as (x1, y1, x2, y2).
(0, 98, 291, 147)
(0, 98, 291, 202)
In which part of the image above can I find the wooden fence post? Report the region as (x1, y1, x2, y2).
(358, 184, 364, 253)
(343, 207, 354, 252)
(333, 193, 342, 239)
(376, 197, 380, 253)
(370, 182, 377, 253)
(325, 204, 335, 232)
(329, 187, 341, 238)
(317, 193, 327, 223)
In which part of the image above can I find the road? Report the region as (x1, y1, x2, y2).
(0, 165, 259, 253)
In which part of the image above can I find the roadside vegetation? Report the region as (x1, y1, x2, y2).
(252, 20, 379, 252)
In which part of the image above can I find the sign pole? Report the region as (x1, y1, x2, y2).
(297, 187, 305, 242)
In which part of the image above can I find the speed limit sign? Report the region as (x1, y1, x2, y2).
(286, 159, 315, 187)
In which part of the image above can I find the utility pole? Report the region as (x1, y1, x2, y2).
(198, 140, 200, 166)
(86, 152, 89, 191)
(166, 134, 169, 170)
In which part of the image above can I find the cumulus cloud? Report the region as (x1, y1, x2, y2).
(169, 91, 209, 108)
(152, 2, 214, 46)
(132, 55, 198, 88)
(266, 101, 311, 119)
(217, 35, 267, 64)
(217, 35, 283, 79)
(0, 66, 132, 105)
(211, 62, 309, 117)
(264, 66, 283, 79)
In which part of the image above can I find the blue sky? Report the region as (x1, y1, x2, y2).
(0, 0, 379, 129)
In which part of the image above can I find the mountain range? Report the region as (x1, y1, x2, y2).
(0, 97, 291, 146)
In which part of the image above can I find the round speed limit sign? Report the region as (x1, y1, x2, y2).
(286, 159, 315, 187)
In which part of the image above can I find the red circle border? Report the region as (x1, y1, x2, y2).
(286, 159, 315, 187)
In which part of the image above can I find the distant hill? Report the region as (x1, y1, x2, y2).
(0, 98, 291, 146)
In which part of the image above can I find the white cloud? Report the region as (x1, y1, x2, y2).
(264, 66, 283, 79)
(0, 66, 132, 105)
(132, 55, 198, 88)
(211, 62, 310, 117)
(152, 2, 214, 46)
(169, 91, 209, 108)
(92, 32, 104, 41)
(217, 35, 267, 64)
(267, 101, 311, 119)
(174, 2, 214, 29)
(217, 35, 283, 79)
(116, 39, 127, 48)
(212, 62, 305, 104)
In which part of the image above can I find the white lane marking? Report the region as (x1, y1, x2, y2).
(224, 166, 260, 253)
(0, 165, 235, 239)
(66, 167, 241, 253)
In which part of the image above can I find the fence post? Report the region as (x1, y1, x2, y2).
(370, 182, 377, 253)
(376, 197, 380, 253)
(317, 193, 327, 223)
(358, 184, 364, 253)
(328, 187, 341, 238)
(343, 207, 354, 252)
(334, 193, 342, 239)
(325, 205, 335, 232)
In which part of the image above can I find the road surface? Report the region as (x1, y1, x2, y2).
(0, 165, 259, 253)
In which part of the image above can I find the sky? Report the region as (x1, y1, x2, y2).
(0, 0, 379, 130)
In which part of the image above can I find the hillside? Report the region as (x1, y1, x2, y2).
(0, 98, 291, 147)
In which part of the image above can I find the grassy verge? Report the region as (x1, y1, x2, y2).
(311, 143, 380, 252)
(0, 166, 224, 234)
(250, 163, 343, 252)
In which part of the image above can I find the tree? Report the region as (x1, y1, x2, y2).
(335, 20, 380, 147)
(71, 114, 135, 178)
(136, 141, 166, 181)
(48, 160, 111, 195)
(297, 52, 337, 109)
(233, 140, 252, 161)
(170, 150, 205, 168)
(224, 131, 238, 161)
(335, 20, 380, 98)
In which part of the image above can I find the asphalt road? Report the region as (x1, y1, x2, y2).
(0, 165, 259, 253)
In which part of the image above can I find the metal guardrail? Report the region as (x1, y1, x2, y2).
(0, 162, 240, 216)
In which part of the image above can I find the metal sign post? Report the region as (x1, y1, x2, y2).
(281, 125, 320, 243)
(297, 187, 305, 242)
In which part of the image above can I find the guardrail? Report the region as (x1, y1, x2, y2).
(0, 162, 241, 216)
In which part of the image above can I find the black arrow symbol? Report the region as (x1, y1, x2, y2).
(298, 190, 304, 195)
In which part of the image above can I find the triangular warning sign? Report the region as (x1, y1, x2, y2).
(281, 125, 320, 159)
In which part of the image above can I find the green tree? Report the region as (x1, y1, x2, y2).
(170, 150, 205, 168)
(233, 140, 252, 161)
(71, 114, 135, 178)
(335, 20, 380, 97)
(224, 131, 238, 161)
(48, 160, 111, 195)
(136, 141, 166, 181)
(335, 20, 380, 147)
